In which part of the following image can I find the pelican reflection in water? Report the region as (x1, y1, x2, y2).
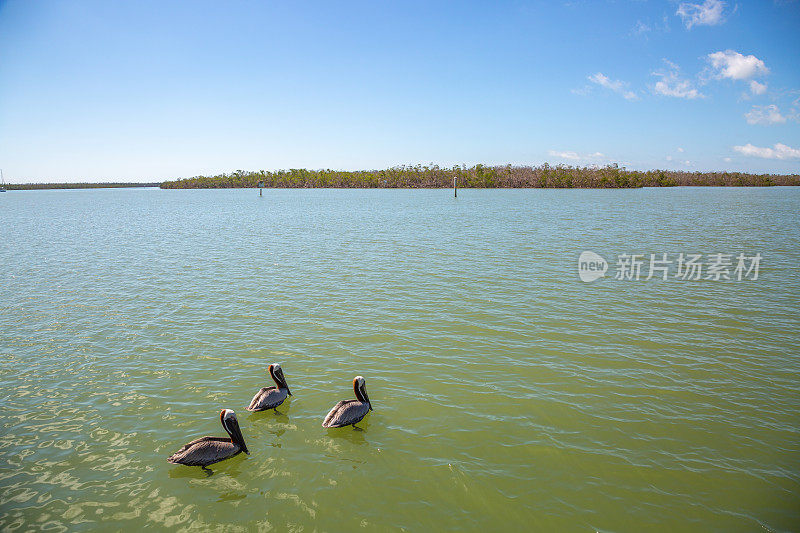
(246, 363, 292, 412)
(167, 409, 249, 472)
(322, 376, 373, 429)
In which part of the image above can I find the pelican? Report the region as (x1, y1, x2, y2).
(246, 363, 292, 412)
(167, 409, 249, 470)
(322, 376, 373, 428)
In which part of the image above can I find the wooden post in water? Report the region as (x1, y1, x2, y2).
(453, 176, 458, 198)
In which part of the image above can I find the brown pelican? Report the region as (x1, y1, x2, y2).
(167, 409, 249, 470)
(246, 363, 292, 412)
(322, 376, 373, 428)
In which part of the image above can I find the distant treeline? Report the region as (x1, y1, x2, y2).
(160, 164, 800, 189)
(5, 182, 159, 190)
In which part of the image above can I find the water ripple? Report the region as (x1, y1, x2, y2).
(1, 188, 799, 530)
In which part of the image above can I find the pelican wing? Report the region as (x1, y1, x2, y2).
(167, 436, 240, 466)
(246, 386, 288, 411)
(322, 400, 370, 428)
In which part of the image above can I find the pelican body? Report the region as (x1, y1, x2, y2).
(246, 363, 292, 411)
(167, 409, 249, 468)
(322, 376, 373, 428)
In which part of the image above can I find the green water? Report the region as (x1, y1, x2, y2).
(1, 187, 799, 531)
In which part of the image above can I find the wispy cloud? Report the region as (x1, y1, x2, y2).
(733, 143, 800, 159)
(633, 15, 671, 37)
(632, 20, 651, 36)
(587, 72, 638, 100)
(744, 105, 787, 125)
(548, 150, 605, 161)
(652, 60, 703, 99)
(749, 80, 768, 95)
(677, 0, 726, 29)
(707, 50, 769, 80)
(570, 86, 592, 96)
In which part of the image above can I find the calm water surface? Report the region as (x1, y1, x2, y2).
(1, 187, 799, 531)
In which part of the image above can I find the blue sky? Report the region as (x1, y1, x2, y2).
(0, 0, 798, 182)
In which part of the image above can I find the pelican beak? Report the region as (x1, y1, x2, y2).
(229, 417, 249, 455)
(273, 365, 291, 395)
(363, 389, 373, 411)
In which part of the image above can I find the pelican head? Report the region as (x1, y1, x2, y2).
(269, 363, 292, 395)
(220, 409, 249, 455)
(353, 376, 372, 410)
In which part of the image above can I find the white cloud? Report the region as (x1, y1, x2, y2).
(677, 147, 685, 152)
(652, 61, 703, 99)
(677, 0, 726, 28)
(665, 155, 691, 165)
(707, 50, 769, 80)
(587, 72, 638, 100)
(723, 157, 732, 162)
(548, 150, 605, 161)
(744, 105, 787, 125)
(750, 80, 767, 95)
(733, 143, 800, 159)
